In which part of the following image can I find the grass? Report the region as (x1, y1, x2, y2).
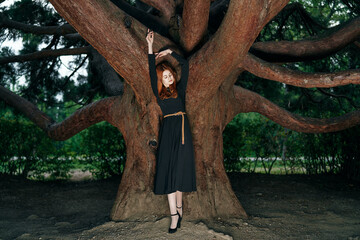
(2, 156, 341, 180)
(224, 157, 337, 175)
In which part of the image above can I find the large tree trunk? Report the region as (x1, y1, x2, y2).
(188, 90, 247, 219)
(110, 84, 247, 220)
(109, 84, 167, 220)
(9, 0, 356, 222)
(43, 0, 292, 221)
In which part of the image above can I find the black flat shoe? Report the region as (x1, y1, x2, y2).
(168, 213, 178, 234)
(176, 205, 183, 228)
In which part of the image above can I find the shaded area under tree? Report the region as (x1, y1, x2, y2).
(0, 0, 360, 221)
(0, 173, 359, 239)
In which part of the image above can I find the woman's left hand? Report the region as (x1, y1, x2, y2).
(155, 49, 173, 59)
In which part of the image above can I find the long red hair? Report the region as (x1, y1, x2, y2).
(156, 62, 178, 100)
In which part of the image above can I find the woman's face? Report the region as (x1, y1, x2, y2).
(162, 70, 174, 88)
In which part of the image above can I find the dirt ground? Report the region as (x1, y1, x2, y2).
(0, 173, 359, 240)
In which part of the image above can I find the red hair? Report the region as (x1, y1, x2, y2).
(156, 62, 178, 100)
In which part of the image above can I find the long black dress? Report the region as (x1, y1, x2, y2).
(148, 52, 197, 195)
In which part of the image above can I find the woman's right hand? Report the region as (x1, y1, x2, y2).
(146, 29, 154, 54)
(146, 29, 154, 46)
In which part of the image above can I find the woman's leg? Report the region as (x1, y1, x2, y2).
(167, 192, 179, 229)
(175, 191, 183, 217)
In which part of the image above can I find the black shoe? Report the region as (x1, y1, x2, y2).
(176, 205, 182, 228)
(168, 213, 178, 234)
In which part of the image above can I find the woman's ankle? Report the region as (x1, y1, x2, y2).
(170, 214, 179, 228)
(176, 205, 183, 217)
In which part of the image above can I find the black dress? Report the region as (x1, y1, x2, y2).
(148, 52, 197, 195)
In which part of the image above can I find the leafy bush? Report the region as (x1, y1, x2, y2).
(0, 118, 72, 179)
(223, 112, 360, 178)
(1, 112, 359, 180)
(0, 118, 126, 180)
(79, 122, 126, 179)
(223, 113, 287, 173)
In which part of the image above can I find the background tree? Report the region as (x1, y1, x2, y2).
(0, 0, 359, 220)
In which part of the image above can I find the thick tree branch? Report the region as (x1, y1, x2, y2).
(243, 53, 360, 88)
(180, 0, 210, 52)
(0, 46, 91, 64)
(187, 0, 289, 112)
(89, 47, 124, 96)
(139, 0, 176, 23)
(208, 0, 229, 33)
(250, 17, 360, 62)
(232, 86, 360, 133)
(0, 13, 76, 35)
(0, 85, 54, 130)
(110, 0, 168, 36)
(47, 97, 118, 140)
(0, 85, 119, 141)
(0, 13, 82, 40)
(48, 0, 175, 108)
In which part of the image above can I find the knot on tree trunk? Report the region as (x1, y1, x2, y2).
(148, 139, 158, 150)
(124, 15, 132, 28)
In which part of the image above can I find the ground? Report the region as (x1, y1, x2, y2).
(0, 172, 359, 240)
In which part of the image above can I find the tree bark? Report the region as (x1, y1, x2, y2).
(250, 17, 360, 62)
(110, 84, 247, 220)
(7, 0, 356, 222)
(188, 88, 247, 219)
(187, 0, 289, 111)
(109, 0, 169, 36)
(243, 53, 360, 88)
(88, 47, 124, 96)
(109, 84, 165, 220)
(0, 85, 118, 141)
(140, 0, 176, 23)
(232, 86, 360, 133)
(180, 0, 210, 52)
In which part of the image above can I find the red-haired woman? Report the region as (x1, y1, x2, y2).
(146, 29, 196, 233)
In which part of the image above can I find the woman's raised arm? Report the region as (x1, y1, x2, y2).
(146, 29, 154, 54)
(146, 30, 159, 98)
(170, 52, 189, 92)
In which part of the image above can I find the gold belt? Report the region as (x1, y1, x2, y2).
(163, 111, 186, 145)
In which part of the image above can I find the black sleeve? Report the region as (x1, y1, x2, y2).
(148, 54, 159, 98)
(170, 51, 189, 92)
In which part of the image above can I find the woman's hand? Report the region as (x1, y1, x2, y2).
(146, 29, 154, 45)
(155, 49, 173, 59)
(146, 29, 154, 54)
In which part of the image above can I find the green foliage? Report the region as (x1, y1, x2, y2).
(223, 113, 360, 176)
(247, 0, 360, 118)
(337, 127, 360, 181)
(0, 116, 126, 180)
(0, 0, 98, 109)
(224, 113, 288, 173)
(1, 0, 359, 180)
(231, 0, 360, 178)
(79, 122, 126, 179)
(0, 117, 71, 179)
(0, 47, 16, 87)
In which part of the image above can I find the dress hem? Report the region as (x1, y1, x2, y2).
(154, 188, 197, 195)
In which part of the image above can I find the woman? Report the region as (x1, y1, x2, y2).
(146, 29, 197, 233)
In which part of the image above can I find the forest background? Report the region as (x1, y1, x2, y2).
(0, 0, 359, 181)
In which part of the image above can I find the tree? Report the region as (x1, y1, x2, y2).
(1, 0, 360, 220)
